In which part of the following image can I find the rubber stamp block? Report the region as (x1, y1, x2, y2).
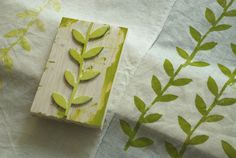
(31, 17, 127, 129)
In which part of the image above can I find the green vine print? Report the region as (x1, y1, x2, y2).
(0, 0, 61, 70)
(51, 23, 110, 119)
(120, 0, 236, 151)
(222, 140, 236, 158)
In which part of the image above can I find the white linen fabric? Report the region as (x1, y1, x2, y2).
(0, 0, 176, 157)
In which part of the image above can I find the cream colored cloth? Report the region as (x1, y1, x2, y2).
(0, 0, 176, 157)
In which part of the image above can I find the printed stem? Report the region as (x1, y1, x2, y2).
(65, 23, 94, 118)
(179, 71, 236, 157)
(124, 1, 234, 151)
(3, 0, 51, 56)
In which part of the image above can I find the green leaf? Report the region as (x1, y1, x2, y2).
(207, 76, 218, 96)
(151, 75, 162, 96)
(20, 37, 31, 51)
(130, 137, 153, 148)
(189, 26, 201, 42)
(199, 42, 217, 51)
(212, 24, 232, 31)
(218, 64, 231, 77)
(56, 108, 66, 119)
(176, 47, 189, 59)
(205, 114, 224, 122)
(4, 29, 26, 38)
(218, 98, 236, 106)
(1, 54, 13, 70)
(164, 59, 174, 77)
(231, 43, 236, 55)
(119, 119, 133, 137)
(134, 96, 146, 113)
(72, 96, 92, 105)
(80, 69, 100, 81)
(217, 0, 226, 8)
(82, 47, 104, 59)
(205, 8, 216, 25)
(89, 25, 110, 40)
(178, 116, 191, 134)
(221, 140, 236, 158)
(17, 10, 38, 18)
(165, 142, 180, 158)
(143, 113, 162, 123)
(172, 78, 192, 86)
(159, 94, 178, 102)
(52, 92, 67, 109)
(64, 70, 76, 87)
(189, 135, 209, 145)
(50, 0, 61, 12)
(195, 94, 207, 115)
(225, 10, 236, 17)
(69, 49, 83, 64)
(190, 61, 210, 67)
(72, 29, 86, 44)
(35, 19, 45, 31)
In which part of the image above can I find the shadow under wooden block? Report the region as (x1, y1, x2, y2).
(31, 17, 128, 129)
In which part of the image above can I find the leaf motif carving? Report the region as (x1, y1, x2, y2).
(64, 70, 76, 87)
(72, 29, 86, 44)
(82, 47, 104, 59)
(89, 25, 110, 40)
(52, 92, 67, 109)
(72, 96, 92, 105)
(80, 69, 100, 81)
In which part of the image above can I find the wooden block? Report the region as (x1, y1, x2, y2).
(31, 17, 127, 129)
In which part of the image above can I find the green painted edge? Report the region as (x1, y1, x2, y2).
(59, 17, 78, 28)
(88, 27, 128, 127)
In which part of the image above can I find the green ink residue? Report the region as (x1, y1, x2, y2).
(88, 27, 128, 127)
(59, 17, 78, 28)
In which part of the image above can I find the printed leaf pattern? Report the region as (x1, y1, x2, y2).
(130, 137, 153, 148)
(189, 135, 209, 145)
(164, 59, 174, 77)
(222, 140, 236, 158)
(151, 75, 162, 96)
(134, 96, 146, 113)
(120, 0, 236, 154)
(120, 120, 133, 137)
(52, 22, 109, 118)
(231, 43, 236, 55)
(207, 76, 218, 96)
(143, 113, 162, 123)
(176, 47, 189, 59)
(195, 94, 207, 115)
(165, 142, 180, 158)
(189, 26, 201, 42)
(0, 0, 61, 71)
(205, 8, 216, 25)
(178, 116, 191, 134)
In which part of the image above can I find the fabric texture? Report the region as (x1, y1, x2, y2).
(0, 0, 176, 157)
(107, 0, 236, 158)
